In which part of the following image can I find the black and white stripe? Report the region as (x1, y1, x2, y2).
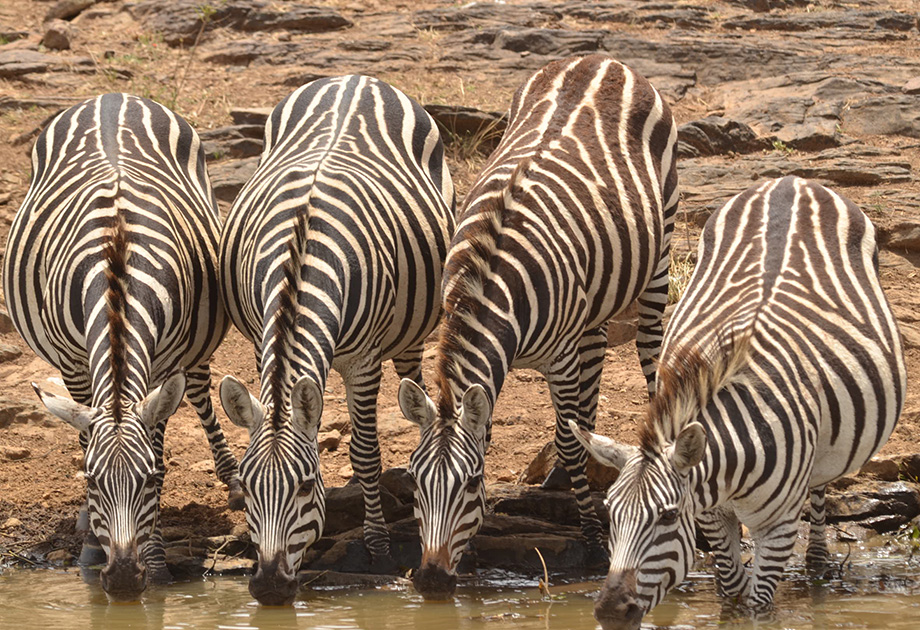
(574, 176, 905, 627)
(398, 54, 678, 598)
(217, 75, 455, 605)
(3, 93, 240, 599)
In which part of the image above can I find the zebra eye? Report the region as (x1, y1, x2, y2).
(85, 475, 97, 490)
(298, 478, 315, 497)
(466, 474, 483, 492)
(659, 508, 679, 526)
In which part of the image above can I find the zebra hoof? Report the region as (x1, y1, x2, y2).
(585, 542, 609, 569)
(148, 564, 173, 585)
(78, 543, 107, 567)
(369, 552, 399, 576)
(540, 466, 572, 491)
(227, 479, 246, 511)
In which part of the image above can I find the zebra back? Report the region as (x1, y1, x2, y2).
(437, 53, 679, 412)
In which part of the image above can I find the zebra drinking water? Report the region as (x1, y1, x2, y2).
(572, 176, 906, 628)
(3, 93, 241, 600)
(397, 54, 678, 599)
(217, 75, 455, 606)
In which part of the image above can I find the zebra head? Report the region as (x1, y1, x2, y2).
(569, 420, 706, 630)
(398, 378, 491, 600)
(32, 372, 187, 601)
(220, 374, 325, 606)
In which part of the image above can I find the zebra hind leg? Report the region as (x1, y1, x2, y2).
(806, 486, 831, 576)
(636, 247, 670, 398)
(696, 505, 750, 602)
(345, 360, 396, 573)
(185, 365, 244, 510)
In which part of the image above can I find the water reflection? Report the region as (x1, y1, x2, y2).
(1, 544, 919, 630)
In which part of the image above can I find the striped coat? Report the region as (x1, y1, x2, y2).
(398, 54, 678, 599)
(218, 75, 455, 605)
(574, 176, 905, 627)
(3, 93, 240, 599)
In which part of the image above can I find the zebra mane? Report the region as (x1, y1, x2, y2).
(268, 205, 309, 431)
(435, 158, 529, 420)
(102, 210, 130, 423)
(639, 330, 753, 454)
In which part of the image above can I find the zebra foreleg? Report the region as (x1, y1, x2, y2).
(745, 516, 799, 613)
(697, 505, 750, 601)
(144, 418, 172, 584)
(65, 375, 107, 568)
(548, 352, 607, 565)
(345, 361, 395, 572)
(806, 486, 830, 575)
(185, 365, 243, 510)
(636, 248, 670, 398)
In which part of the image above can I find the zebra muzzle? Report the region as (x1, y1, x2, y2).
(594, 569, 643, 630)
(250, 552, 299, 606)
(99, 550, 147, 601)
(413, 559, 458, 601)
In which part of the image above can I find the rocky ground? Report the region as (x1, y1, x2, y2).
(1, 0, 920, 584)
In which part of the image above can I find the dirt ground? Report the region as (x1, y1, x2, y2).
(1, 0, 920, 561)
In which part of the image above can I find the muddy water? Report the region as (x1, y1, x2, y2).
(1, 543, 919, 629)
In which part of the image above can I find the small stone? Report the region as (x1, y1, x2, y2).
(46, 549, 74, 565)
(321, 414, 349, 433)
(317, 429, 341, 452)
(860, 458, 900, 481)
(0, 310, 14, 334)
(72, 453, 83, 469)
(1, 445, 30, 461)
(902, 78, 920, 95)
(2, 517, 22, 529)
(189, 460, 215, 474)
(42, 19, 73, 51)
(337, 463, 353, 480)
(0, 343, 22, 363)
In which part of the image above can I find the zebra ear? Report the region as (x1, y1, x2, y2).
(398, 378, 436, 429)
(291, 376, 323, 442)
(671, 422, 707, 473)
(220, 375, 264, 432)
(460, 384, 491, 438)
(567, 419, 636, 470)
(32, 383, 94, 434)
(138, 371, 187, 428)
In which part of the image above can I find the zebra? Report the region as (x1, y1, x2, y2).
(3, 93, 242, 600)
(397, 53, 678, 599)
(217, 75, 455, 606)
(571, 175, 906, 628)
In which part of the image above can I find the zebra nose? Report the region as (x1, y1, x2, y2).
(100, 553, 147, 601)
(594, 570, 643, 630)
(250, 552, 298, 606)
(413, 560, 458, 601)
